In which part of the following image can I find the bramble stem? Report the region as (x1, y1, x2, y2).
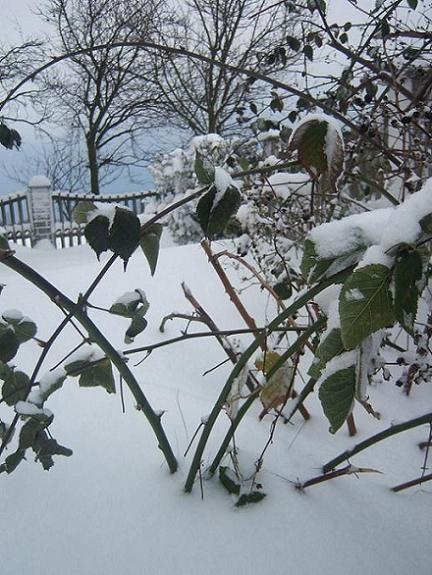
(207, 319, 324, 477)
(184, 267, 352, 492)
(323, 412, 432, 474)
(1, 254, 178, 473)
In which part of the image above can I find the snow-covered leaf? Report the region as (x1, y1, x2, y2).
(140, 223, 163, 276)
(310, 328, 345, 379)
(289, 115, 344, 190)
(73, 201, 97, 225)
(235, 491, 266, 507)
(339, 264, 394, 349)
(219, 466, 240, 495)
(195, 152, 215, 185)
(319, 366, 355, 433)
(394, 249, 423, 335)
(196, 185, 241, 238)
(301, 238, 366, 284)
(109, 289, 149, 318)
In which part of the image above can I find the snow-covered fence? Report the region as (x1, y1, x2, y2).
(0, 177, 160, 248)
(52, 189, 159, 248)
(0, 191, 32, 246)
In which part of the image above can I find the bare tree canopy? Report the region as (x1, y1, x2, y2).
(39, 0, 168, 194)
(150, 0, 305, 135)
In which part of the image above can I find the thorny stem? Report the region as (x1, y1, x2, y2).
(184, 267, 352, 492)
(298, 464, 381, 490)
(323, 412, 432, 474)
(207, 319, 324, 477)
(0, 253, 178, 473)
(123, 327, 307, 356)
(391, 472, 432, 493)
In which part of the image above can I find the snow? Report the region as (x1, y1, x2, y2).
(1, 308, 23, 323)
(0, 240, 431, 575)
(263, 172, 311, 200)
(190, 133, 224, 151)
(28, 175, 51, 187)
(15, 400, 52, 419)
(310, 178, 432, 268)
(115, 289, 146, 306)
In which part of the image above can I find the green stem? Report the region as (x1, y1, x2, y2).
(323, 412, 432, 473)
(283, 377, 317, 424)
(184, 268, 352, 492)
(1, 254, 178, 473)
(207, 319, 324, 477)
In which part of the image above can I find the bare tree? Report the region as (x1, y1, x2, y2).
(149, 0, 305, 136)
(39, 0, 167, 194)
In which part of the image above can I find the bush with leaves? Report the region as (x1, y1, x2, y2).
(1, 0, 432, 504)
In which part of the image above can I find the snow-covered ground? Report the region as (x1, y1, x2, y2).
(1, 241, 431, 575)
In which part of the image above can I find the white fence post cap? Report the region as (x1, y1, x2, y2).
(28, 175, 51, 188)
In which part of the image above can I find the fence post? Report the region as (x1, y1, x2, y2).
(27, 176, 54, 246)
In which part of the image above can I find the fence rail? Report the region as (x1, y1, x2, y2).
(0, 180, 159, 248)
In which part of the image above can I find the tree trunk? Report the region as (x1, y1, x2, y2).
(86, 133, 100, 195)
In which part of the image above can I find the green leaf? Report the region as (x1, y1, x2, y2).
(381, 19, 390, 37)
(219, 466, 241, 495)
(73, 201, 96, 225)
(140, 223, 163, 276)
(109, 208, 141, 266)
(235, 491, 266, 507)
(125, 316, 148, 344)
(317, 328, 344, 363)
(310, 327, 346, 379)
(339, 264, 394, 349)
(273, 278, 292, 300)
(303, 44, 314, 61)
(19, 418, 47, 450)
(419, 213, 432, 234)
(195, 152, 215, 185)
(0, 449, 26, 474)
(286, 36, 301, 51)
(14, 319, 37, 343)
(197, 186, 241, 238)
(2, 370, 29, 406)
(394, 250, 423, 335)
(0, 361, 12, 380)
(407, 0, 417, 9)
(78, 357, 116, 394)
(0, 324, 20, 363)
(319, 365, 355, 433)
(0, 123, 22, 150)
(32, 433, 73, 470)
(84, 215, 110, 259)
(0, 232, 10, 250)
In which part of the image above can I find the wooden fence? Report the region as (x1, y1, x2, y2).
(0, 179, 159, 248)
